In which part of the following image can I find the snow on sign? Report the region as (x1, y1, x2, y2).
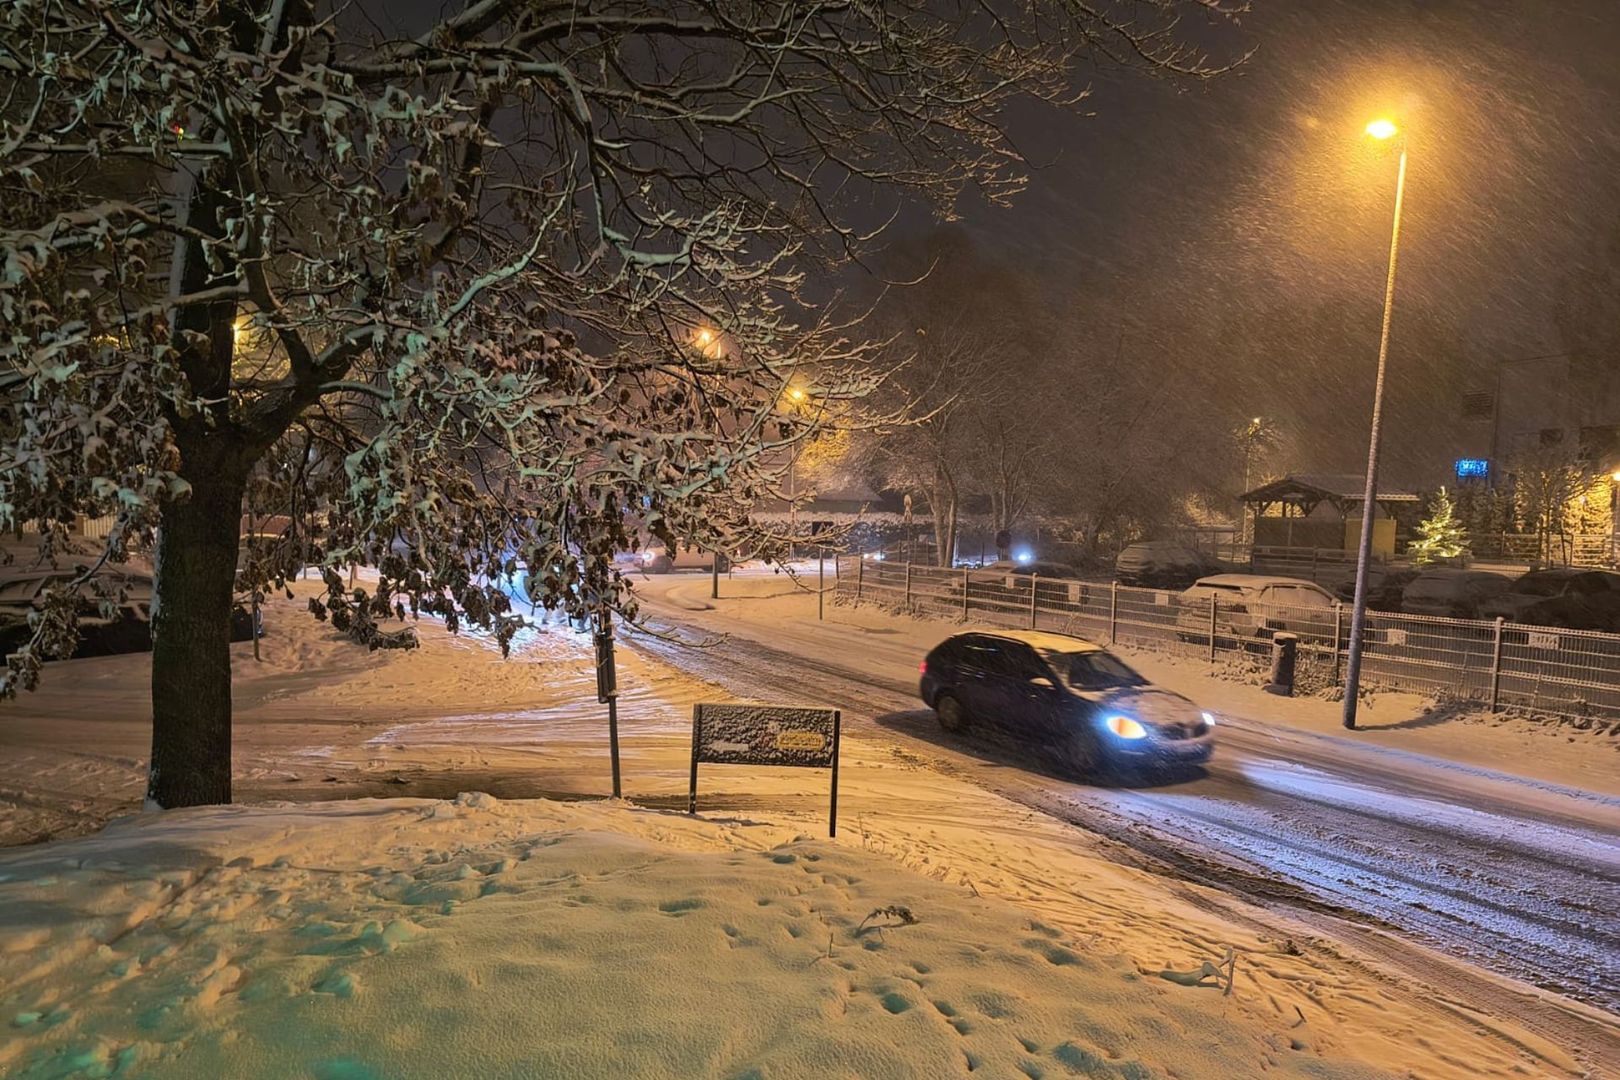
(689, 704, 842, 836)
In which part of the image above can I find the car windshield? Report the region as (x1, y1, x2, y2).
(1045, 650, 1146, 690)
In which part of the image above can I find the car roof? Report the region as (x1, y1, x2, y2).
(955, 629, 1105, 653)
(1412, 568, 1502, 580)
(1122, 540, 1195, 550)
(1188, 573, 1319, 589)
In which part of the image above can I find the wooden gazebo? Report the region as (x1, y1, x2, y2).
(1240, 474, 1419, 556)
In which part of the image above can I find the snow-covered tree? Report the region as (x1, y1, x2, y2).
(1, 0, 1239, 807)
(1509, 446, 1592, 564)
(1408, 486, 1470, 566)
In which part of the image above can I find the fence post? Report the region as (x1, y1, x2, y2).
(856, 555, 864, 601)
(961, 568, 970, 620)
(1208, 595, 1218, 663)
(1489, 616, 1505, 712)
(904, 561, 913, 612)
(1109, 580, 1119, 643)
(1029, 573, 1039, 629)
(1332, 602, 1344, 684)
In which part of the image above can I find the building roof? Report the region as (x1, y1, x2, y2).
(1240, 473, 1420, 508)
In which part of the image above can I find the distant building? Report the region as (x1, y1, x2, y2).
(1457, 354, 1620, 486)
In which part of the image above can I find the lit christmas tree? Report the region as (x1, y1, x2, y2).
(1409, 486, 1471, 566)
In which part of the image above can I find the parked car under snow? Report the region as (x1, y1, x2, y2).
(0, 567, 259, 659)
(1480, 568, 1620, 632)
(1115, 541, 1222, 590)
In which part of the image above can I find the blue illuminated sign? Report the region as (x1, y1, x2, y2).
(1455, 459, 1489, 478)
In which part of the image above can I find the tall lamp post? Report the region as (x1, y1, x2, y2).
(1343, 118, 1408, 730)
(786, 386, 807, 557)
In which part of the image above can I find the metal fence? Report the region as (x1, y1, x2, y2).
(1469, 532, 1617, 569)
(838, 555, 1620, 722)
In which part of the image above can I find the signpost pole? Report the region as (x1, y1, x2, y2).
(606, 695, 621, 799)
(687, 704, 701, 815)
(595, 611, 622, 799)
(828, 710, 842, 838)
(818, 546, 825, 621)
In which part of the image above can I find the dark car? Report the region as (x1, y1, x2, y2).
(1115, 541, 1222, 590)
(0, 567, 259, 659)
(918, 629, 1214, 776)
(1400, 569, 1512, 620)
(1331, 566, 1421, 612)
(1480, 568, 1620, 631)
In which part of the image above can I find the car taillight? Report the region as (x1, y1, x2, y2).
(918, 660, 928, 675)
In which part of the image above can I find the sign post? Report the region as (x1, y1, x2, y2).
(689, 704, 842, 836)
(818, 547, 825, 620)
(594, 610, 622, 798)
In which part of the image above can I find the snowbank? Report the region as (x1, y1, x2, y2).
(0, 794, 1391, 1080)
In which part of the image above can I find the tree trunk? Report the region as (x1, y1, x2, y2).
(147, 446, 247, 809)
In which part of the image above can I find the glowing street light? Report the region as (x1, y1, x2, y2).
(779, 383, 815, 553)
(1343, 117, 1409, 731)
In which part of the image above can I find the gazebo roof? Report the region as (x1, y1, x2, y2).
(1240, 474, 1420, 515)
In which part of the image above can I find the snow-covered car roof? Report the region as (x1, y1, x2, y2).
(972, 629, 1105, 654)
(1184, 573, 1326, 591)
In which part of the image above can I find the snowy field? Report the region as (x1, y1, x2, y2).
(0, 577, 1610, 1078)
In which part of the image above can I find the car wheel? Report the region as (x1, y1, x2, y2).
(1058, 732, 1103, 779)
(935, 693, 968, 733)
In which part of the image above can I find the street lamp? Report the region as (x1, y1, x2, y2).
(1344, 118, 1409, 730)
(782, 384, 812, 558)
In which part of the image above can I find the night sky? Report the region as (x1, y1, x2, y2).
(902, 0, 1620, 486)
(383, 0, 1620, 488)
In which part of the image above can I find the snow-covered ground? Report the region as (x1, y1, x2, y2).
(0, 576, 1611, 1077)
(0, 796, 1405, 1080)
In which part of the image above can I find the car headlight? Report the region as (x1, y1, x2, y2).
(1105, 715, 1148, 740)
(1201, 711, 1216, 727)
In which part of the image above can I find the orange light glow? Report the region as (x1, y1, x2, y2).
(1365, 118, 1398, 140)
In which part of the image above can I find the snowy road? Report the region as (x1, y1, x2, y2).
(626, 576, 1620, 1065)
